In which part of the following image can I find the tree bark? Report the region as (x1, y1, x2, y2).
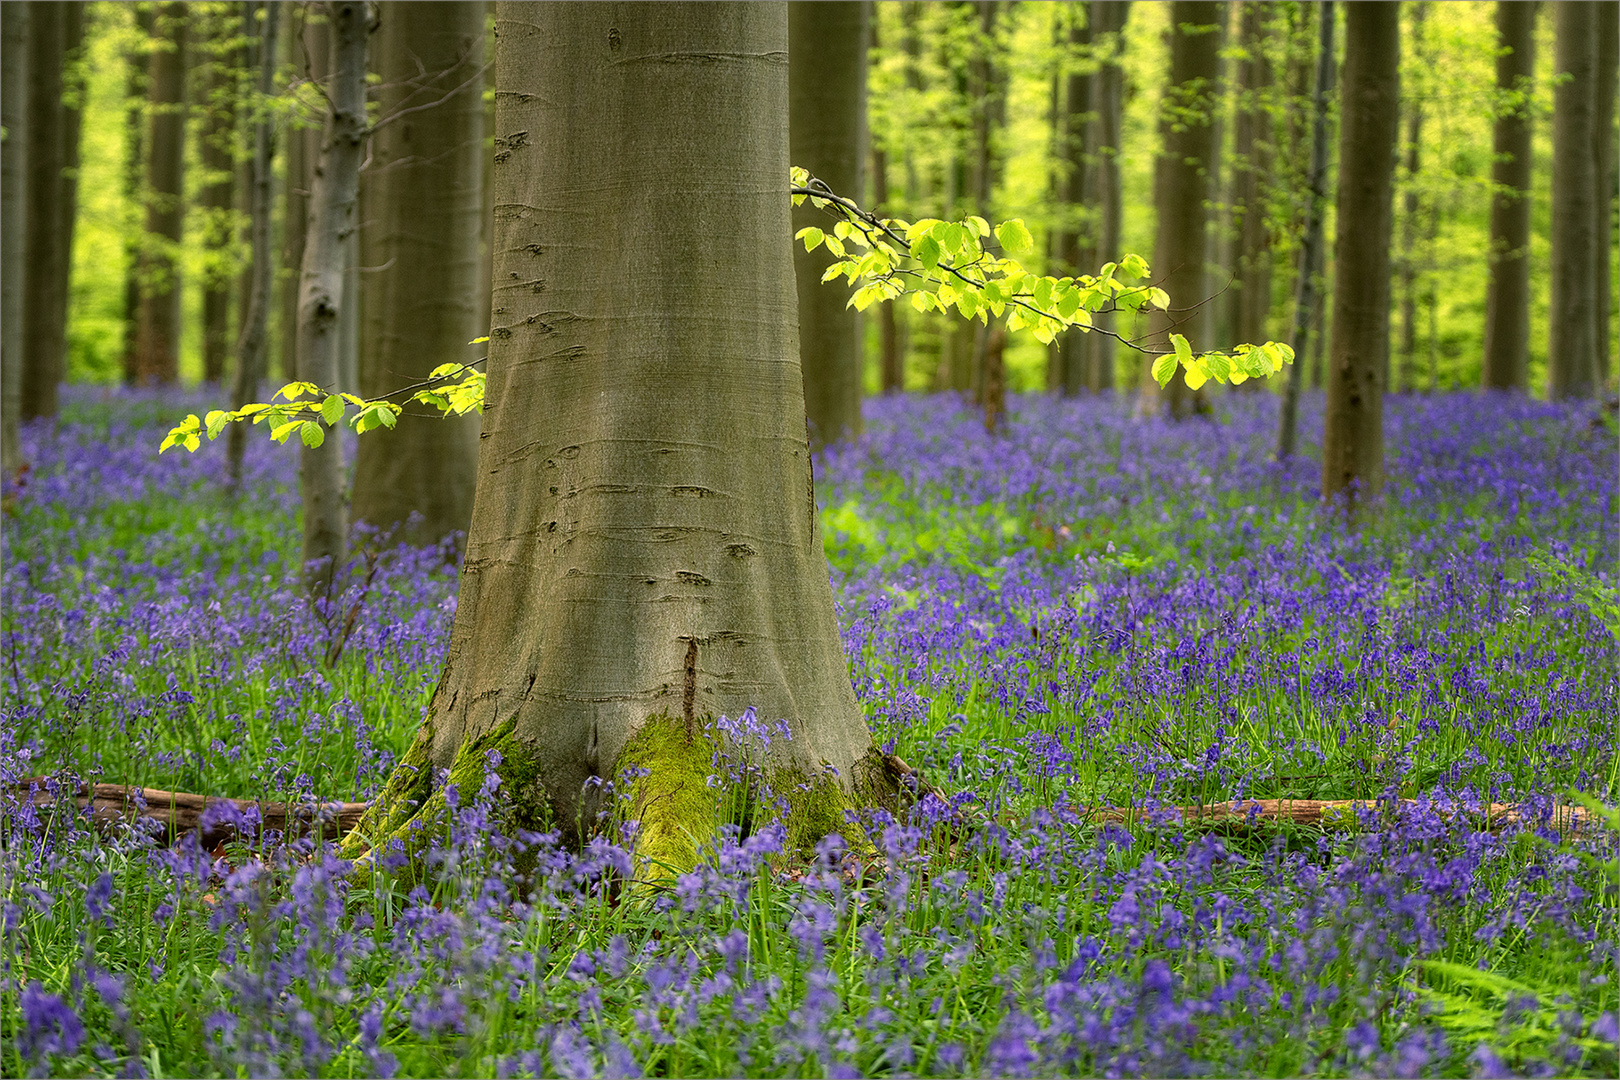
(1, 2, 27, 469)
(1140, 0, 1220, 420)
(870, 10, 903, 396)
(350, 0, 486, 550)
(1322, 2, 1398, 508)
(1396, 2, 1426, 395)
(134, 1, 187, 386)
(1054, 3, 1094, 397)
(228, 2, 280, 489)
(199, 8, 239, 385)
(1482, 0, 1537, 392)
(295, 2, 369, 594)
(790, 1, 868, 447)
(22, 1, 85, 419)
(969, 0, 1009, 416)
(1276, 0, 1334, 461)
(1593, 0, 1617, 388)
(1225, 1, 1273, 358)
(120, 5, 153, 387)
(352, 1, 877, 855)
(1090, 0, 1129, 393)
(281, 11, 327, 384)
(1549, 1, 1601, 398)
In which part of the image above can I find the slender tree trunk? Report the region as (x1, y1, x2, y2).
(1226, 1, 1273, 359)
(1277, 0, 1334, 461)
(134, 1, 187, 386)
(1090, 0, 1129, 392)
(1593, 0, 1617, 387)
(1322, 2, 1398, 508)
(1396, 2, 1426, 395)
(296, 2, 369, 594)
(22, 1, 85, 419)
(1, 3, 28, 468)
(1483, 0, 1537, 392)
(350, 0, 485, 550)
(970, 0, 1008, 423)
(1549, 1, 1601, 398)
(228, 1, 279, 488)
(871, 11, 903, 396)
(281, 11, 327, 384)
(349, 2, 876, 858)
(1140, 0, 1221, 420)
(120, 7, 151, 386)
(478, 14, 496, 347)
(1055, 3, 1094, 397)
(199, 8, 239, 385)
(790, 1, 868, 447)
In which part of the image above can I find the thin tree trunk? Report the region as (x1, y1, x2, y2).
(1322, 2, 1399, 509)
(120, 7, 151, 386)
(22, 1, 85, 419)
(1277, 0, 1334, 461)
(1396, 2, 1426, 395)
(199, 8, 239, 385)
(1593, 0, 1617, 388)
(1055, 3, 1094, 397)
(970, 0, 1008, 420)
(1226, 1, 1273, 359)
(350, 0, 485, 550)
(296, 2, 369, 595)
(134, 1, 187, 386)
(1549, 1, 1601, 398)
(228, 1, 279, 489)
(1, 3, 27, 469)
(790, 1, 868, 447)
(871, 11, 903, 396)
(1140, 0, 1221, 420)
(281, 11, 326, 385)
(349, 2, 878, 856)
(1090, 0, 1129, 393)
(1482, 0, 1537, 392)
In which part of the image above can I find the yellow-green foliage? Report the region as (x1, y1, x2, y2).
(618, 716, 722, 884)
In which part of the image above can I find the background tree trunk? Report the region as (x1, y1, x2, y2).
(1089, 0, 1129, 393)
(1, 2, 27, 468)
(1548, 1, 1600, 398)
(22, 1, 86, 419)
(350, 0, 485, 550)
(870, 11, 903, 396)
(119, 6, 151, 386)
(134, 1, 187, 386)
(1482, 0, 1536, 392)
(1225, 2, 1272, 359)
(199, 7, 239, 385)
(295, 1, 369, 593)
(1396, 1, 1426, 394)
(1277, 0, 1334, 461)
(969, 0, 1009, 418)
(1593, 0, 1617, 387)
(228, 1, 279, 488)
(395, 1, 874, 844)
(790, 1, 868, 447)
(281, 11, 327, 384)
(1054, 3, 1094, 397)
(1140, 0, 1220, 420)
(1322, 2, 1398, 507)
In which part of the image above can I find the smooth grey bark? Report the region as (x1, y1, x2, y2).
(1089, 0, 1129, 392)
(790, 1, 868, 447)
(969, 0, 1008, 421)
(1322, 1, 1398, 507)
(1054, 4, 1094, 397)
(1593, 1, 1616, 386)
(1225, 1, 1273, 356)
(120, 5, 151, 386)
(21, 1, 85, 419)
(134, 1, 187, 386)
(228, 1, 279, 489)
(296, 1, 369, 593)
(870, 10, 903, 395)
(199, 8, 239, 384)
(413, 1, 873, 839)
(1482, 0, 1536, 392)
(350, 0, 485, 549)
(1, 2, 27, 468)
(1276, 0, 1333, 461)
(1140, 0, 1221, 420)
(1549, 1, 1600, 398)
(281, 11, 326, 383)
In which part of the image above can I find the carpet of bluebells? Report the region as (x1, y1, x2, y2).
(2, 386, 1616, 1078)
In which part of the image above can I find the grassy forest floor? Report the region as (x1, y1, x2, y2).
(2, 387, 1616, 1078)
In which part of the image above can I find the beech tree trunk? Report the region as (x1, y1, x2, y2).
(870, 12, 903, 396)
(281, 12, 326, 384)
(120, 6, 152, 386)
(1140, 0, 1220, 420)
(1549, 1, 1601, 398)
(361, 1, 875, 848)
(199, 8, 239, 385)
(1593, 1, 1617, 387)
(1396, 2, 1426, 395)
(790, 1, 868, 447)
(296, 2, 369, 593)
(134, 1, 187, 386)
(1225, 1, 1273, 357)
(970, 0, 1008, 418)
(350, 0, 485, 549)
(1482, 0, 1536, 392)
(1090, 0, 1129, 393)
(1, 2, 27, 468)
(22, 1, 85, 418)
(1276, 0, 1334, 461)
(228, 1, 279, 488)
(1322, 2, 1398, 507)
(1054, 4, 1093, 397)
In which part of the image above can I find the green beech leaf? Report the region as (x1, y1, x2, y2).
(300, 421, 325, 448)
(1151, 352, 1178, 386)
(994, 219, 1034, 255)
(320, 395, 344, 426)
(796, 226, 825, 252)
